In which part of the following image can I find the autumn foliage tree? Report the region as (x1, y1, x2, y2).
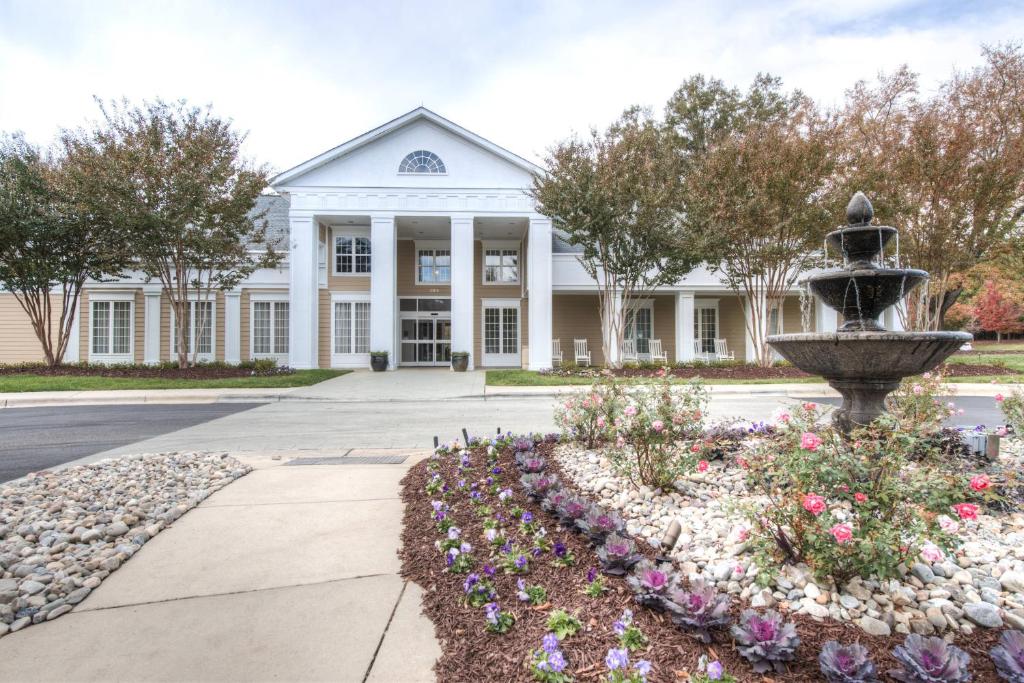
(973, 279, 1024, 341)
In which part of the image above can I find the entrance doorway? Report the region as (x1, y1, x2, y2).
(400, 298, 452, 366)
(481, 299, 521, 367)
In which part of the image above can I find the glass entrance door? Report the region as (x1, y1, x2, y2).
(401, 315, 451, 366)
(481, 301, 520, 367)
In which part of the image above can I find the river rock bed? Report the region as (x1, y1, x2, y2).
(556, 437, 1024, 638)
(0, 452, 251, 637)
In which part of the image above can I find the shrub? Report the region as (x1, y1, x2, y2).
(886, 371, 954, 433)
(999, 389, 1024, 435)
(888, 634, 971, 683)
(740, 404, 973, 582)
(553, 376, 622, 447)
(730, 609, 800, 674)
(610, 375, 708, 488)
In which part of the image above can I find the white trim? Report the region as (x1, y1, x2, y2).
(143, 292, 162, 365)
(169, 300, 217, 363)
(271, 107, 542, 186)
(481, 240, 522, 286)
(224, 292, 241, 365)
(331, 226, 372, 277)
(480, 298, 521, 367)
(676, 292, 695, 362)
(695, 300, 721, 357)
(88, 296, 135, 365)
(90, 291, 136, 302)
(413, 241, 452, 285)
(248, 295, 289, 364)
(330, 292, 372, 368)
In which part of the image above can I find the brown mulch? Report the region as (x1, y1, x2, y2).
(0, 364, 280, 379)
(399, 442, 1007, 682)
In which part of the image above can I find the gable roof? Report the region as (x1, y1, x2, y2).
(271, 107, 543, 187)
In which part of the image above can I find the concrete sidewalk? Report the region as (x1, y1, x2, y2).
(0, 451, 440, 682)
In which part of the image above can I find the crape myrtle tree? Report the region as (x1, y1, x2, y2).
(974, 279, 1024, 342)
(65, 99, 281, 368)
(836, 45, 1024, 331)
(0, 133, 130, 366)
(671, 75, 836, 367)
(531, 108, 707, 368)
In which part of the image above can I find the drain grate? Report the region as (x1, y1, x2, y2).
(285, 455, 408, 466)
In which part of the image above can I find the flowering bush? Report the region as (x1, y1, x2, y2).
(609, 376, 708, 488)
(530, 633, 571, 683)
(741, 404, 975, 582)
(887, 371, 954, 433)
(999, 389, 1024, 435)
(553, 376, 622, 447)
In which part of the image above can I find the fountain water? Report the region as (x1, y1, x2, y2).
(767, 192, 972, 433)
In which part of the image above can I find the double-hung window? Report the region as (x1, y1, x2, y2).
(333, 299, 371, 356)
(252, 299, 289, 359)
(483, 246, 519, 284)
(90, 297, 133, 361)
(171, 300, 216, 361)
(334, 235, 371, 275)
(417, 248, 451, 283)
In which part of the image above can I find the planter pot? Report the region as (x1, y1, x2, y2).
(370, 355, 388, 372)
(451, 355, 469, 372)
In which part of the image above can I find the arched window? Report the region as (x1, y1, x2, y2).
(398, 150, 446, 174)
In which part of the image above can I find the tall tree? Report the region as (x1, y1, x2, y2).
(836, 45, 1024, 330)
(532, 108, 708, 367)
(673, 75, 836, 366)
(0, 133, 129, 365)
(973, 279, 1024, 342)
(65, 99, 281, 367)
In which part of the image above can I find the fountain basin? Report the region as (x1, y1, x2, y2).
(767, 331, 972, 431)
(808, 268, 928, 331)
(825, 225, 898, 267)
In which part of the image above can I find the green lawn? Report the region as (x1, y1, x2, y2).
(946, 352, 1024, 373)
(0, 369, 350, 393)
(485, 369, 827, 386)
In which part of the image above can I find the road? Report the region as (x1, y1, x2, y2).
(0, 403, 261, 482)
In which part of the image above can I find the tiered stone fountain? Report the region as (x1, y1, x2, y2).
(767, 192, 972, 433)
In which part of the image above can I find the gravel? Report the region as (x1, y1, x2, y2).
(556, 436, 1024, 637)
(0, 452, 250, 636)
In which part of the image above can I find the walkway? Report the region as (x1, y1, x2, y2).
(0, 452, 439, 682)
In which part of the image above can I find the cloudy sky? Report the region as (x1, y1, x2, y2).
(1, 0, 1022, 173)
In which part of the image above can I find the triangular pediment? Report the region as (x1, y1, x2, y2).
(271, 108, 541, 190)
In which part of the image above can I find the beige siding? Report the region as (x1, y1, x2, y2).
(158, 292, 224, 363)
(783, 295, 811, 333)
(78, 290, 89, 361)
(133, 291, 145, 364)
(714, 296, 748, 362)
(651, 295, 676, 361)
(473, 240, 524, 366)
(552, 294, 605, 365)
(240, 290, 250, 362)
(0, 293, 53, 363)
(318, 290, 331, 369)
(325, 223, 371, 292)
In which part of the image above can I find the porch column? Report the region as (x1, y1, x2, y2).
(675, 291, 695, 362)
(288, 213, 319, 369)
(450, 216, 475, 370)
(143, 290, 161, 364)
(814, 294, 838, 333)
(224, 291, 241, 364)
(370, 215, 398, 369)
(527, 217, 553, 371)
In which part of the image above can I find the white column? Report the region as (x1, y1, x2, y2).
(143, 291, 161, 364)
(527, 217, 553, 371)
(815, 295, 839, 333)
(675, 291, 695, 362)
(450, 216, 475, 370)
(63, 297, 81, 363)
(224, 291, 241, 364)
(288, 214, 319, 369)
(370, 215, 397, 369)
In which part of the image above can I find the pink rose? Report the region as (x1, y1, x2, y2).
(938, 515, 960, 534)
(802, 494, 826, 516)
(830, 523, 853, 544)
(697, 460, 709, 472)
(969, 474, 990, 492)
(854, 492, 867, 503)
(920, 542, 944, 563)
(912, 384, 923, 395)
(953, 502, 979, 520)
(995, 394, 1005, 402)
(800, 432, 823, 452)
(736, 457, 748, 469)
(997, 426, 1008, 437)
(652, 420, 664, 433)
(691, 443, 701, 453)
(736, 527, 750, 542)
(597, 417, 606, 429)
(923, 372, 932, 379)
(616, 436, 626, 448)
(624, 405, 637, 417)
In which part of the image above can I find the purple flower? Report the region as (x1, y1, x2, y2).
(605, 648, 629, 671)
(612, 608, 633, 635)
(486, 477, 494, 486)
(531, 547, 543, 557)
(441, 484, 450, 493)
(515, 555, 528, 569)
(542, 632, 559, 654)
(707, 660, 723, 680)
(463, 573, 479, 593)
(484, 602, 500, 626)
(492, 466, 503, 474)
(634, 660, 652, 676)
(457, 479, 466, 488)
(554, 541, 568, 558)
(500, 540, 513, 554)
(459, 541, 472, 554)
(483, 563, 496, 577)
(433, 511, 446, 522)
(470, 490, 482, 502)
(548, 651, 567, 673)
(522, 511, 534, 524)
(430, 500, 443, 512)
(516, 578, 530, 601)
(447, 527, 461, 540)
(587, 567, 598, 583)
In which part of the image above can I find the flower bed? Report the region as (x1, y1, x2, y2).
(399, 437, 1014, 681)
(538, 362, 1018, 381)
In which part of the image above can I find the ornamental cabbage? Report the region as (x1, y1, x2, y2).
(730, 609, 800, 674)
(626, 560, 677, 611)
(818, 641, 879, 682)
(576, 506, 625, 544)
(596, 533, 644, 576)
(888, 634, 971, 683)
(515, 451, 547, 473)
(665, 579, 732, 643)
(990, 629, 1024, 683)
(554, 496, 589, 528)
(521, 473, 560, 500)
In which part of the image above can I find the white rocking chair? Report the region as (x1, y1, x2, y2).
(714, 338, 735, 361)
(692, 339, 711, 363)
(621, 339, 638, 364)
(552, 339, 563, 366)
(649, 339, 667, 363)
(573, 339, 591, 366)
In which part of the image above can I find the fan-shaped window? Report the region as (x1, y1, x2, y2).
(399, 150, 446, 174)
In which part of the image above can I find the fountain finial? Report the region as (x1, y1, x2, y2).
(846, 192, 874, 226)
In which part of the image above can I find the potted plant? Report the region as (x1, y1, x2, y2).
(451, 351, 469, 372)
(370, 351, 389, 372)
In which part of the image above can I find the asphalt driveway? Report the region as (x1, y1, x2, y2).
(0, 403, 261, 482)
